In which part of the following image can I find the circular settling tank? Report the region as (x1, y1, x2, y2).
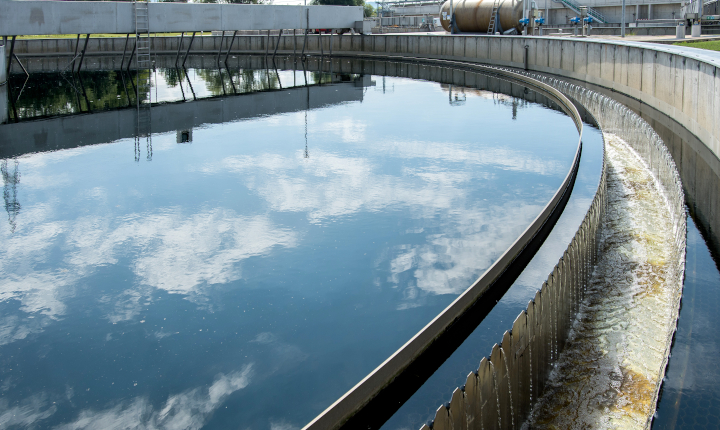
(0, 57, 586, 429)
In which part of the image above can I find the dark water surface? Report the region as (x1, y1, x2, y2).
(1, 61, 582, 429)
(653, 218, 720, 429)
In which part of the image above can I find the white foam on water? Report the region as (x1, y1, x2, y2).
(527, 133, 684, 429)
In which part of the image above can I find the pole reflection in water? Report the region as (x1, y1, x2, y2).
(1, 159, 20, 233)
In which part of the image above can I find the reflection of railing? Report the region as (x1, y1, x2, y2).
(552, 0, 608, 23)
(304, 66, 585, 430)
(418, 70, 686, 430)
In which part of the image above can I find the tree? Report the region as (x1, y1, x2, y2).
(363, 3, 375, 17)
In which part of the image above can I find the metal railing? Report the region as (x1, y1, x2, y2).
(417, 69, 686, 430)
(552, 0, 609, 23)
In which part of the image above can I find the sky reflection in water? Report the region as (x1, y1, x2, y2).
(0, 68, 579, 429)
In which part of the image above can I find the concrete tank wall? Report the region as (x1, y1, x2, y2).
(0, 1, 363, 35)
(439, 0, 524, 33)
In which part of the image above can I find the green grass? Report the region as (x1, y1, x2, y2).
(673, 40, 720, 51)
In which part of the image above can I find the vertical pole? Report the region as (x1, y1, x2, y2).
(76, 34, 90, 73)
(13, 54, 28, 77)
(293, 29, 297, 57)
(6, 36, 16, 75)
(329, 31, 332, 56)
(274, 28, 283, 57)
(216, 31, 225, 65)
(225, 30, 237, 64)
(71, 34, 81, 69)
(302, 9, 309, 56)
(302, 29, 307, 56)
(621, 0, 626, 37)
(175, 32, 184, 67)
(182, 31, 195, 68)
(126, 40, 137, 72)
(121, 33, 130, 69)
(450, 0, 454, 33)
(225, 64, 237, 94)
(265, 29, 270, 57)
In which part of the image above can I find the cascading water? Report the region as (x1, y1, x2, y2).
(529, 133, 681, 428)
(520, 71, 686, 428)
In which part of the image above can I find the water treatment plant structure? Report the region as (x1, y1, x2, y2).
(2, 1, 720, 429)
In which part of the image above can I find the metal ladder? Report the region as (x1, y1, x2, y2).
(134, 0, 152, 161)
(135, 99, 152, 161)
(487, 0, 501, 34)
(134, 0, 151, 68)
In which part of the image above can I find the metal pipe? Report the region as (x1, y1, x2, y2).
(183, 67, 196, 100)
(265, 29, 270, 57)
(13, 54, 28, 77)
(174, 32, 184, 67)
(621, 0, 626, 37)
(71, 34, 81, 70)
(302, 29, 308, 56)
(6, 36, 16, 75)
(219, 67, 227, 95)
(216, 31, 225, 65)
(182, 32, 195, 68)
(120, 70, 132, 106)
(293, 29, 297, 57)
(524, 44, 529, 70)
(273, 28, 283, 57)
(329, 31, 332, 56)
(77, 73, 91, 112)
(224, 30, 237, 64)
(76, 34, 90, 73)
(225, 64, 237, 94)
(126, 40, 137, 73)
(120, 33, 130, 70)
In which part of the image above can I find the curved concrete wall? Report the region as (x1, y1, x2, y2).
(14, 35, 716, 162)
(312, 35, 720, 162)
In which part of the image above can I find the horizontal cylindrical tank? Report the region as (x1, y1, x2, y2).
(440, 0, 524, 34)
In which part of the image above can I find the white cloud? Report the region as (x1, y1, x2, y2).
(0, 206, 298, 335)
(389, 201, 544, 299)
(53, 364, 254, 430)
(321, 118, 367, 143)
(0, 394, 57, 428)
(270, 420, 301, 430)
